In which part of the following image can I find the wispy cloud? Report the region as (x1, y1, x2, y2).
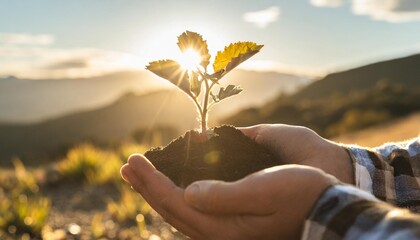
(0, 33, 145, 79)
(0, 48, 145, 79)
(352, 0, 420, 22)
(310, 0, 342, 8)
(243, 6, 280, 28)
(310, 0, 420, 22)
(0, 33, 55, 45)
(239, 59, 327, 78)
(44, 58, 89, 70)
(0, 32, 329, 79)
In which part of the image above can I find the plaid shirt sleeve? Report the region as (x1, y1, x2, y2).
(302, 184, 420, 239)
(346, 137, 420, 211)
(302, 137, 420, 239)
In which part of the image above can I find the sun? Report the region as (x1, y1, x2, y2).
(178, 48, 202, 71)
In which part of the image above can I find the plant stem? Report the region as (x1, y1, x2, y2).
(191, 96, 203, 117)
(200, 80, 217, 137)
(201, 78, 210, 136)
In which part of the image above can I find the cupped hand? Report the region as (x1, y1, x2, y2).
(121, 154, 336, 240)
(240, 124, 354, 184)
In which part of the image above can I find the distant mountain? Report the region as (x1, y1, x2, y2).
(224, 53, 420, 137)
(0, 71, 167, 124)
(211, 70, 311, 119)
(0, 70, 310, 124)
(0, 90, 197, 164)
(332, 112, 420, 147)
(291, 53, 420, 101)
(0, 69, 310, 164)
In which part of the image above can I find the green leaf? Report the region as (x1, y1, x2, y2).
(210, 91, 218, 102)
(146, 60, 192, 96)
(214, 85, 243, 102)
(177, 31, 211, 69)
(189, 71, 201, 97)
(213, 42, 263, 76)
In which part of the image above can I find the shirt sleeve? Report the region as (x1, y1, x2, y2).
(302, 184, 420, 240)
(343, 137, 420, 212)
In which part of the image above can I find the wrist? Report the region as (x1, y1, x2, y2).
(332, 146, 355, 185)
(302, 142, 355, 185)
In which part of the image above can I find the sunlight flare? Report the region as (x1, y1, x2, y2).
(178, 48, 202, 71)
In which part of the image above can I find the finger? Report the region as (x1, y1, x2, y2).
(239, 124, 281, 146)
(125, 158, 203, 238)
(184, 174, 277, 216)
(126, 154, 209, 238)
(120, 163, 131, 183)
(238, 125, 262, 140)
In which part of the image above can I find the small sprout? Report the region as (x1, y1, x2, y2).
(211, 85, 243, 103)
(146, 31, 263, 138)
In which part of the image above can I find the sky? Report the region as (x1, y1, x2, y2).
(1, 0, 419, 79)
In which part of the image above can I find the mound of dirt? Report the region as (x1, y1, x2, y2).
(145, 125, 279, 187)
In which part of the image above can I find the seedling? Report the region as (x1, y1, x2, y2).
(146, 31, 263, 138)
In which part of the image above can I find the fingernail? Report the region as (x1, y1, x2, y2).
(185, 183, 201, 206)
(187, 183, 201, 195)
(128, 155, 140, 167)
(128, 154, 157, 170)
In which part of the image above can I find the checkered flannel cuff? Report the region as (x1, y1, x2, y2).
(302, 184, 420, 240)
(302, 184, 380, 240)
(344, 144, 397, 204)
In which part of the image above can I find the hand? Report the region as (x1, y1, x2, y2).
(240, 124, 354, 184)
(121, 154, 336, 240)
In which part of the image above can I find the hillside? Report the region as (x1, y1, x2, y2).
(3, 53, 419, 164)
(224, 53, 420, 137)
(332, 112, 420, 147)
(0, 71, 166, 123)
(0, 90, 197, 164)
(211, 70, 311, 118)
(292, 53, 420, 101)
(0, 70, 309, 124)
(0, 70, 310, 164)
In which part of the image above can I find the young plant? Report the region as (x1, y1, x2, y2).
(146, 31, 263, 138)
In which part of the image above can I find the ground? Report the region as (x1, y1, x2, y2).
(1, 113, 418, 239)
(332, 112, 420, 147)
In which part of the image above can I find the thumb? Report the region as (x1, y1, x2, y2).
(184, 179, 275, 215)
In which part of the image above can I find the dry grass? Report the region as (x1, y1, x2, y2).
(0, 160, 50, 239)
(332, 112, 420, 147)
(0, 142, 190, 239)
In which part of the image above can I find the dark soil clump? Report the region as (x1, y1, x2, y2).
(145, 125, 279, 187)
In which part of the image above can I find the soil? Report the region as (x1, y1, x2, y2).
(145, 125, 279, 187)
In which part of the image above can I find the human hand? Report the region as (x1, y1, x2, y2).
(240, 124, 354, 184)
(121, 154, 336, 240)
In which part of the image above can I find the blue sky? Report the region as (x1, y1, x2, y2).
(1, 0, 419, 79)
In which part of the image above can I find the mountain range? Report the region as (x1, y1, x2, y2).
(0, 71, 164, 124)
(225, 53, 420, 136)
(0, 70, 310, 164)
(1, 53, 419, 164)
(291, 53, 420, 101)
(0, 70, 309, 124)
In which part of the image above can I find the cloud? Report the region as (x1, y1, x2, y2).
(352, 0, 420, 22)
(310, 0, 420, 22)
(239, 59, 327, 77)
(0, 33, 326, 79)
(310, 0, 342, 7)
(0, 33, 55, 45)
(0, 40, 145, 79)
(44, 58, 90, 70)
(243, 6, 280, 28)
